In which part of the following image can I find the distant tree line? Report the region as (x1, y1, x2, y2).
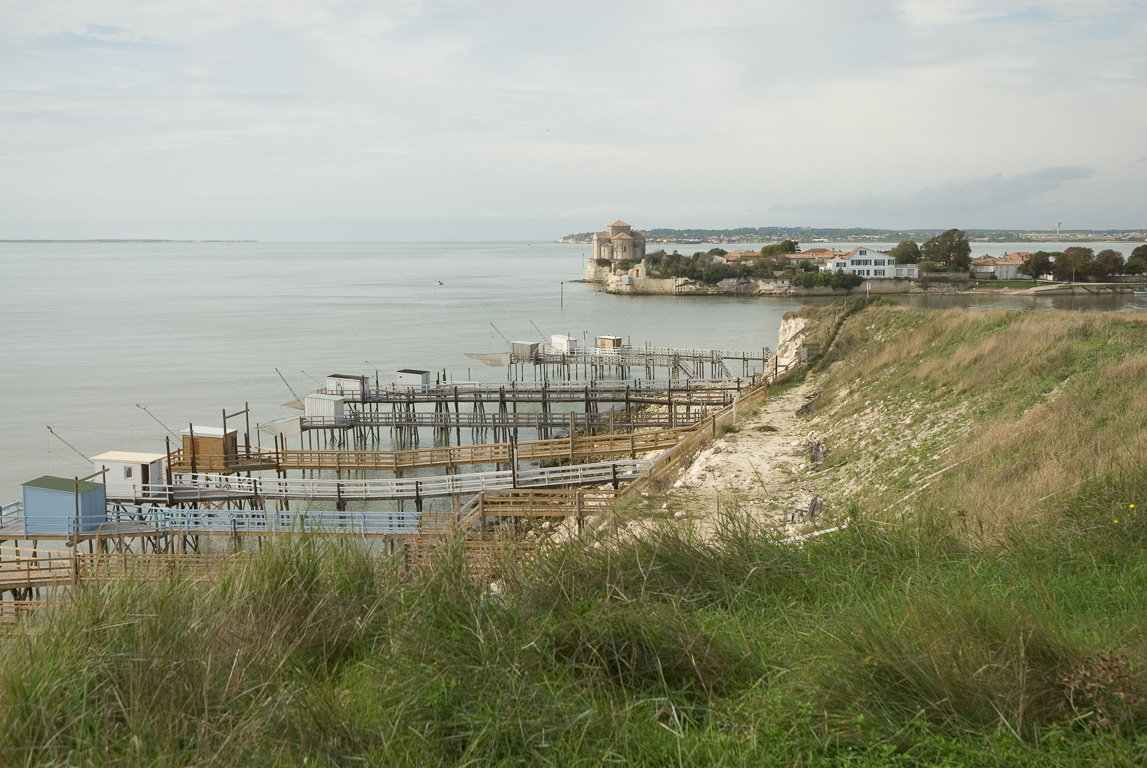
(1015, 246, 1147, 281)
(886, 233, 1147, 280)
(622, 233, 1147, 285)
(637, 243, 859, 289)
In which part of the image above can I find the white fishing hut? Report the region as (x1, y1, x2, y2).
(550, 335, 578, 355)
(396, 369, 431, 390)
(304, 393, 346, 425)
(326, 374, 369, 397)
(89, 451, 167, 498)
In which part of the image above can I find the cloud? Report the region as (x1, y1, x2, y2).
(908, 166, 1094, 209)
(775, 166, 1096, 228)
(0, 2, 1144, 235)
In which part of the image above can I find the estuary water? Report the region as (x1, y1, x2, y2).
(0, 240, 1142, 503)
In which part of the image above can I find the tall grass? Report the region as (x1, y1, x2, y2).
(4, 470, 1147, 765)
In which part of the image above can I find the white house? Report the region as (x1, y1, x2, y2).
(971, 253, 1027, 280)
(823, 247, 918, 279)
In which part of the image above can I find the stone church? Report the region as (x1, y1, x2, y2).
(585, 220, 646, 281)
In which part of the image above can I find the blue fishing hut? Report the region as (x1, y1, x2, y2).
(20, 475, 108, 536)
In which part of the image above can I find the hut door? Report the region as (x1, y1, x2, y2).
(141, 464, 150, 487)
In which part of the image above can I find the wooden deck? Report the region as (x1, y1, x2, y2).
(162, 425, 693, 476)
(146, 456, 655, 503)
(330, 378, 755, 405)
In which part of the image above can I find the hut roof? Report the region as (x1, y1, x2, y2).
(23, 475, 103, 494)
(182, 426, 234, 437)
(90, 451, 166, 463)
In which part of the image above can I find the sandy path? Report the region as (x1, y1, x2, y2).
(659, 376, 827, 533)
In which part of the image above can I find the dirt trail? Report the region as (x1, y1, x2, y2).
(660, 376, 828, 534)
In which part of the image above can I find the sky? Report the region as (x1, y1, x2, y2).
(1, 0, 1145, 240)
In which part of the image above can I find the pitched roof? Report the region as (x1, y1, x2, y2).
(610, 220, 629, 227)
(23, 475, 104, 494)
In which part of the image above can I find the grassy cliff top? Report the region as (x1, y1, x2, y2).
(790, 301, 1147, 538)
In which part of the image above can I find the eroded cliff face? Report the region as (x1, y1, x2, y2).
(584, 259, 613, 282)
(774, 315, 809, 370)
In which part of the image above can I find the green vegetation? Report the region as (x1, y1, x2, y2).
(798, 303, 1147, 533)
(921, 228, 972, 271)
(787, 271, 864, 290)
(1052, 247, 1130, 280)
(6, 303, 1147, 765)
(1020, 251, 1056, 279)
(1127, 244, 1147, 275)
(6, 483, 1147, 765)
(889, 239, 920, 264)
(758, 239, 799, 259)
(642, 249, 776, 285)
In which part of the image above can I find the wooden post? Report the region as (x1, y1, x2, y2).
(510, 438, 518, 489)
(188, 423, 197, 475)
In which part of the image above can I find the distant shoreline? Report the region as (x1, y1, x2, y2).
(0, 239, 258, 243)
(560, 229, 1147, 245)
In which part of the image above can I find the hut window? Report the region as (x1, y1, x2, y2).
(124, 467, 133, 478)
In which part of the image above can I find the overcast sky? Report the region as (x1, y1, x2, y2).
(1, 0, 1144, 240)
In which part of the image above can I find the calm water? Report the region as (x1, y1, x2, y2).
(1, 240, 1142, 502)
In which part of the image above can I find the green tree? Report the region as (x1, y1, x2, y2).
(1018, 251, 1053, 281)
(1052, 247, 1095, 281)
(889, 240, 920, 264)
(921, 229, 971, 270)
(759, 240, 799, 259)
(1092, 249, 1125, 278)
(1126, 244, 1147, 275)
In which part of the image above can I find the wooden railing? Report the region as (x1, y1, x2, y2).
(161, 426, 696, 477)
(0, 546, 75, 590)
(73, 552, 240, 582)
(619, 380, 769, 501)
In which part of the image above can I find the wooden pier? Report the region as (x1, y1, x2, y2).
(163, 426, 693, 476)
(1, 341, 792, 606)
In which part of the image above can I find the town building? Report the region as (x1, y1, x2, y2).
(971, 253, 1028, 280)
(823, 247, 918, 279)
(723, 249, 759, 264)
(789, 248, 846, 270)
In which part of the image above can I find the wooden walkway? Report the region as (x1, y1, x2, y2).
(150, 456, 654, 503)
(163, 426, 693, 476)
(299, 409, 707, 431)
(330, 378, 753, 405)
